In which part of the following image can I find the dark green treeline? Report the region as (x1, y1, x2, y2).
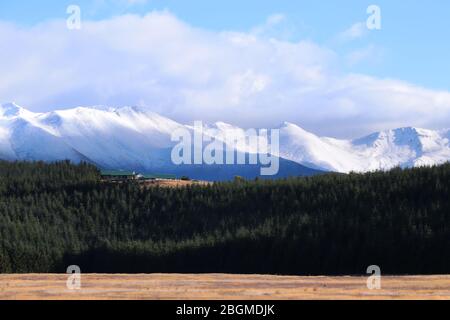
(0, 160, 449, 274)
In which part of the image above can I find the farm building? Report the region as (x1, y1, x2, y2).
(100, 170, 177, 182)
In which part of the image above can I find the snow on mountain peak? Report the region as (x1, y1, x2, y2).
(112, 105, 144, 115)
(275, 123, 450, 173)
(0, 102, 25, 117)
(0, 102, 448, 174)
(279, 121, 298, 128)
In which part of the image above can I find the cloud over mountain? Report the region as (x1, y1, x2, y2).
(0, 11, 450, 138)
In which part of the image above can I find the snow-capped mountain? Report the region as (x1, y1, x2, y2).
(0, 102, 320, 180)
(277, 122, 450, 173)
(0, 102, 184, 169)
(0, 102, 449, 179)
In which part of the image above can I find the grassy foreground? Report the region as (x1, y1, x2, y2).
(1, 274, 449, 300)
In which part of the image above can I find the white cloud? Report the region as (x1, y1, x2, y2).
(345, 44, 384, 66)
(94, 0, 149, 7)
(337, 22, 367, 42)
(250, 13, 295, 40)
(0, 12, 449, 138)
(265, 13, 286, 26)
(126, 0, 149, 4)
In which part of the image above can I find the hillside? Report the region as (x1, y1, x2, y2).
(0, 161, 449, 274)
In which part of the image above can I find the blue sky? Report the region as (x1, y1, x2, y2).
(1, 0, 449, 90)
(0, 1, 449, 137)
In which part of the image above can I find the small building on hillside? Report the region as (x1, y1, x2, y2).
(100, 170, 177, 182)
(101, 170, 137, 181)
(137, 173, 177, 181)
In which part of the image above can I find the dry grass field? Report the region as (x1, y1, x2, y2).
(1, 274, 449, 300)
(139, 179, 212, 188)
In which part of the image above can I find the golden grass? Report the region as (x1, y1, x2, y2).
(139, 179, 212, 188)
(1, 274, 449, 300)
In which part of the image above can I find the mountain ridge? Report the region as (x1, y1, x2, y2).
(0, 103, 449, 178)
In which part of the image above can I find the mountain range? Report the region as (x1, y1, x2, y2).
(1, 102, 449, 180)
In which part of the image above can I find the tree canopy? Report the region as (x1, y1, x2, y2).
(0, 160, 449, 275)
